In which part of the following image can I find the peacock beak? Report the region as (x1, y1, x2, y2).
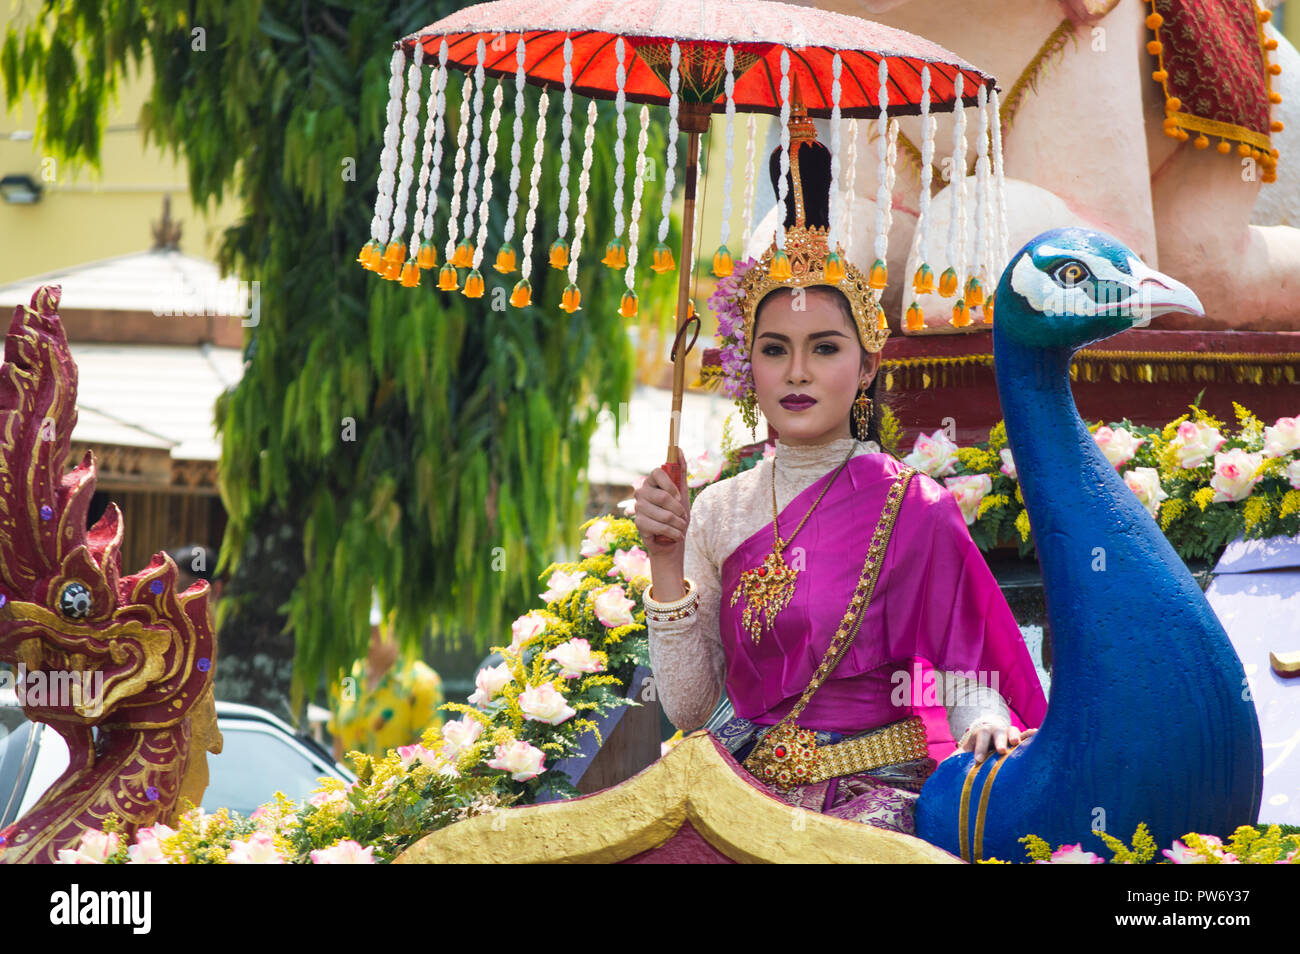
(1125, 259, 1205, 327)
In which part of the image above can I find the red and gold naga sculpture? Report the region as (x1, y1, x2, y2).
(0, 285, 221, 864)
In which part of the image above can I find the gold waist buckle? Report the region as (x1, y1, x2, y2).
(746, 715, 930, 790)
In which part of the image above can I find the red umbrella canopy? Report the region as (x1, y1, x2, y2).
(400, 0, 992, 117)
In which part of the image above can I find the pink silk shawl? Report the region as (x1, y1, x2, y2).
(719, 453, 1048, 762)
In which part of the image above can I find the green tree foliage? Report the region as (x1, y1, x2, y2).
(4, 1, 681, 711)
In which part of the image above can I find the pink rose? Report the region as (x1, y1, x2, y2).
(467, 661, 513, 707)
(1209, 449, 1264, 503)
(543, 637, 605, 679)
(227, 831, 285, 864)
(539, 568, 586, 603)
(1035, 843, 1104, 864)
(1094, 426, 1144, 469)
(310, 840, 375, 864)
(1170, 420, 1225, 469)
(1262, 416, 1300, 458)
(687, 450, 725, 489)
(943, 474, 993, 526)
(308, 788, 349, 810)
(591, 584, 636, 628)
(440, 716, 484, 760)
(509, 611, 548, 651)
(486, 740, 546, 781)
(999, 447, 1017, 480)
(1122, 467, 1168, 518)
(608, 546, 651, 582)
(56, 828, 119, 864)
(1288, 459, 1300, 490)
(579, 518, 618, 557)
(904, 430, 960, 478)
(518, 683, 577, 725)
(126, 824, 176, 864)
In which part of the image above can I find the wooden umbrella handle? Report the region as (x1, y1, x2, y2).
(653, 457, 684, 547)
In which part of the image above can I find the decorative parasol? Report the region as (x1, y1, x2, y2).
(357, 0, 1010, 537)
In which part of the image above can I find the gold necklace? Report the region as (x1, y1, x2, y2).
(730, 440, 859, 644)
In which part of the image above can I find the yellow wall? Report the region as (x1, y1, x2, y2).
(0, 12, 240, 285)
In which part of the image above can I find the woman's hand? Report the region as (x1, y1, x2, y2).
(956, 718, 1038, 764)
(634, 447, 691, 561)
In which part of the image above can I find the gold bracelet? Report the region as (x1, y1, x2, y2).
(643, 578, 696, 611)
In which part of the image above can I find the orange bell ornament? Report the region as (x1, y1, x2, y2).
(399, 260, 420, 287)
(651, 242, 676, 274)
(618, 289, 639, 318)
(867, 258, 888, 290)
(462, 268, 486, 298)
(493, 243, 517, 274)
(964, 276, 985, 307)
(712, 245, 735, 277)
(509, 278, 533, 308)
(450, 239, 475, 269)
(951, 297, 970, 327)
(602, 239, 628, 270)
(905, 301, 924, 332)
(823, 251, 845, 283)
(549, 238, 570, 269)
(416, 240, 438, 270)
(561, 282, 582, 313)
(938, 266, 960, 298)
(767, 248, 792, 281)
(913, 263, 936, 296)
(437, 264, 460, 291)
(382, 239, 407, 265)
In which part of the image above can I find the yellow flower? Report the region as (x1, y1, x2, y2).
(1159, 497, 1187, 530)
(1193, 486, 1216, 511)
(1014, 509, 1031, 542)
(1243, 495, 1270, 531)
(1280, 490, 1300, 518)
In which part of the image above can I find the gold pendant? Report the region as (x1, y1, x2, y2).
(743, 721, 819, 791)
(730, 547, 797, 644)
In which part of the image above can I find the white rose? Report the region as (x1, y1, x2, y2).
(56, 829, 119, 864)
(486, 740, 547, 781)
(543, 638, 605, 679)
(1093, 425, 1144, 468)
(539, 568, 586, 603)
(591, 584, 636, 628)
(1262, 416, 1300, 458)
(518, 682, 577, 725)
(998, 447, 1017, 480)
(904, 429, 960, 478)
(440, 716, 484, 760)
(943, 474, 993, 526)
(1170, 420, 1225, 469)
(1287, 459, 1300, 490)
(687, 449, 725, 488)
(1122, 466, 1169, 518)
(608, 546, 651, 582)
(509, 611, 548, 651)
(227, 832, 285, 865)
(579, 518, 620, 557)
(1210, 449, 1264, 503)
(467, 661, 513, 707)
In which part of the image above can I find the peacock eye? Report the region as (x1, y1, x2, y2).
(58, 581, 92, 620)
(1053, 261, 1090, 287)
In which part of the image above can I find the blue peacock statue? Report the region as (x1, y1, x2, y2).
(914, 227, 1264, 861)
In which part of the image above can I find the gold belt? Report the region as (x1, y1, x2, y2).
(748, 715, 930, 788)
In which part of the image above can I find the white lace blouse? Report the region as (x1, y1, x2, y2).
(644, 435, 1012, 741)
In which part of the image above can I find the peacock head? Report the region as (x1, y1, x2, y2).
(997, 228, 1204, 352)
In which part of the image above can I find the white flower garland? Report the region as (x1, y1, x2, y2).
(373, 50, 405, 247)
(991, 87, 1009, 283)
(390, 43, 425, 252)
(775, 48, 791, 250)
(741, 112, 757, 254)
(413, 40, 449, 252)
(473, 79, 504, 269)
(461, 39, 487, 256)
(611, 37, 628, 243)
(945, 71, 967, 293)
(974, 83, 991, 302)
(842, 118, 858, 244)
(917, 65, 934, 270)
(626, 104, 650, 291)
(569, 99, 599, 285)
(444, 69, 473, 262)
(658, 41, 682, 246)
(719, 44, 737, 250)
(501, 36, 528, 246)
(872, 57, 890, 267)
(828, 52, 842, 249)
(557, 35, 575, 245)
(520, 90, 549, 276)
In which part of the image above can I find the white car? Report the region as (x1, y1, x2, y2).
(0, 689, 355, 825)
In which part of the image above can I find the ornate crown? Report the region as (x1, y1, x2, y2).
(737, 86, 890, 357)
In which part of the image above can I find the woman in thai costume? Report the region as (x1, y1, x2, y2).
(634, 100, 1048, 835)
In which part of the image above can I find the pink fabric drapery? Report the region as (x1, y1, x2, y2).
(719, 452, 1047, 762)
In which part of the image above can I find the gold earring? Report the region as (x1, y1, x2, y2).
(853, 385, 873, 436)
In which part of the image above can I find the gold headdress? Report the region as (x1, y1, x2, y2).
(738, 86, 890, 358)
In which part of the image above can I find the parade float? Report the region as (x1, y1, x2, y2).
(2, 0, 1297, 865)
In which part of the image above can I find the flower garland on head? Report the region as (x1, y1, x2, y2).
(708, 255, 761, 433)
